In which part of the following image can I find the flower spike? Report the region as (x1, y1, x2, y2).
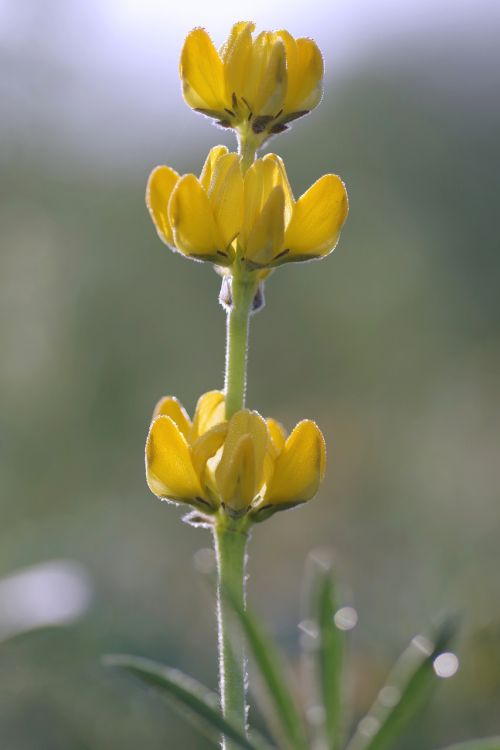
(146, 392, 327, 522)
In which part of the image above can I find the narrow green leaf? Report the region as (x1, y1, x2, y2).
(315, 568, 344, 750)
(344, 618, 457, 750)
(223, 587, 308, 750)
(434, 740, 500, 750)
(104, 654, 271, 750)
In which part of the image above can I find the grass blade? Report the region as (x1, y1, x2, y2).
(104, 653, 271, 750)
(433, 741, 500, 750)
(223, 587, 308, 750)
(344, 618, 457, 750)
(314, 567, 344, 750)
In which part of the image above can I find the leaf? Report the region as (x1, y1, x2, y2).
(104, 654, 271, 750)
(434, 741, 500, 750)
(344, 618, 457, 750)
(314, 567, 344, 750)
(222, 586, 308, 750)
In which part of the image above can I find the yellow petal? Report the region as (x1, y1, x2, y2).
(169, 174, 227, 260)
(191, 422, 228, 480)
(191, 390, 225, 441)
(285, 37, 324, 113)
(218, 435, 257, 512)
(146, 416, 203, 501)
(283, 174, 348, 260)
(146, 166, 180, 247)
(263, 418, 286, 486)
(247, 32, 287, 116)
(275, 30, 298, 102)
(199, 145, 229, 192)
(264, 420, 326, 506)
(262, 154, 294, 225)
(242, 160, 266, 238)
(242, 157, 290, 248)
(152, 396, 191, 439)
(267, 418, 287, 454)
(215, 410, 270, 511)
(220, 21, 255, 59)
(207, 153, 244, 248)
(222, 22, 255, 103)
(180, 28, 226, 111)
(245, 185, 285, 266)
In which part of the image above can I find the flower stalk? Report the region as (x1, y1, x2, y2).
(224, 273, 257, 419)
(223, 130, 258, 418)
(214, 517, 249, 749)
(218, 229, 257, 742)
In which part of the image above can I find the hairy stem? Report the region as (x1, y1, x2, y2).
(216, 134, 258, 747)
(224, 276, 257, 419)
(214, 521, 249, 749)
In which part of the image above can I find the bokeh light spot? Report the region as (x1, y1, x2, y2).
(433, 652, 459, 678)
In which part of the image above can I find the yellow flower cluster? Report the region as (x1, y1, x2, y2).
(147, 145, 348, 270)
(146, 22, 348, 277)
(146, 391, 326, 520)
(180, 22, 324, 141)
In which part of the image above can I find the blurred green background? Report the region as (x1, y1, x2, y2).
(1, 0, 499, 747)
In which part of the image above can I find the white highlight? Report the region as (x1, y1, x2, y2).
(334, 606, 358, 631)
(412, 635, 433, 656)
(433, 651, 459, 678)
(298, 618, 319, 639)
(0, 559, 92, 642)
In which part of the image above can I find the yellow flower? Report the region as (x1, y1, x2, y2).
(180, 22, 324, 141)
(240, 153, 348, 269)
(145, 391, 326, 519)
(146, 145, 243, 265)
(147, 149, 348, 269)
(146, 390, 227, 513)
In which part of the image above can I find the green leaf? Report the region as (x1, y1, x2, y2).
(314, 567, 344, 750)
(344, 618, 457, 750)
(104, 654, 271, 750)
(434, 740, 500, 750)
(222, 586, 308, 750)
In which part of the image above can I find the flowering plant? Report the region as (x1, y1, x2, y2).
(105, 21, 499, 750)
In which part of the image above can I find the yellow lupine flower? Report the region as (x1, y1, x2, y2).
(146, 390, 227, 512)
(147, 149, 348, 270)
(240, 153, 348, 268)
(256, 418, 327, 519)
(180, 22, 324, 141)
(145, 391, 326, 519)
(146, 145, 243, 265)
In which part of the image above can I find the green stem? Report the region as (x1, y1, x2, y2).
(224, 276, 257, 419)
(214, 520, 249, 750)
(224, 132, 259, 418)
(215, 133, 258, 748)
(238, 131, 259, 173)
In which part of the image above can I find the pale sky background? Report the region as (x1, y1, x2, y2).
(1, 0, 499, 172)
